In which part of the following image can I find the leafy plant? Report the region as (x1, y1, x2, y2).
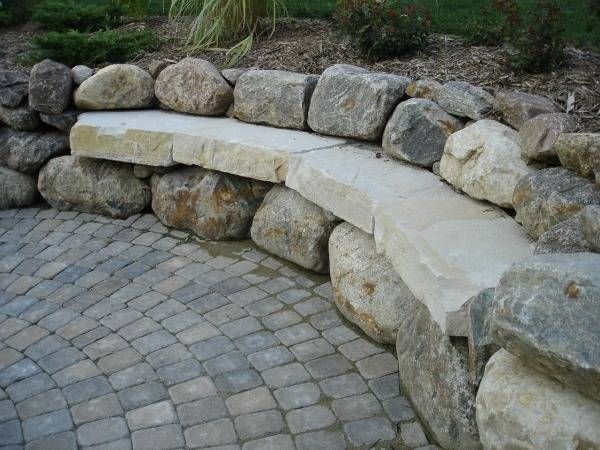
(114, 0, 151, 18)
(24, 29, 160, 66)
(30, 0, 122, 31)
(336, 0, 431, 61)
(0, 0, 37, 25)
(169, 0, 286, 66)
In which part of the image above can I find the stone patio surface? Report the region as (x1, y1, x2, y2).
(0, 206, 434, 449)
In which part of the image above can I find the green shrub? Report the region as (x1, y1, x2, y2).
(30, 0, 122, 32)
(0, 0, 37, 25)
(115, 0, 151, 18)
(25, 30, 160, 66)
(336, 0, 430, 61)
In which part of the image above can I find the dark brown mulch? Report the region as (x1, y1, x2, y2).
(2, 18, 599, 131)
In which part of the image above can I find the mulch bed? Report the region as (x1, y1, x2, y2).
(1, 17, 599, 131)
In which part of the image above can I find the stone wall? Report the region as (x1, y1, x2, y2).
(1, 58, 599, 449)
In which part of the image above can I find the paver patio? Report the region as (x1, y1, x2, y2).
(0, 206, 433, 449)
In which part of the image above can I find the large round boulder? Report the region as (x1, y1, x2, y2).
(251, 185, 339, 273)
(0, 70, 29, 107)
(151, 166, 270, 241)
(0, 103, 39, 131)
(38, 155, 151, 218)
(0, 167, 38, 209)
(5, 130, 69, 174)
(28, 59, 73, 114)
(329, 222, 417, 344)
(155, 58, 233, 116)
(74, 64, 155, 110)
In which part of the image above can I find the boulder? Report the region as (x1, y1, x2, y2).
(0, 167, 38, 209)
(133, 164, 174, 179)
(38, 155, 151, 218)
(155, 58, 233, 116)
(434, 81, 493, 120)
(405, 79, 442, 100)
(71, 65, 94, 85)
(222, 68, 251, 86)
(439, 120, 533, 208)
(513, 167, 600, 238)
(476, 350, 600, 450)
(519, 113, 577, 163)
(396, 294, 481, 449)
(582, 205, 600, 251)
(251, 185, 339, 273)
(383, 98, 463, 167)
(234, 70, 318, 130)
(307, 64, 410, 141)
(329, 222, 417, 344)
(148, 60, 170, 79)
(534, 213, 594, 254)
(5, 130, 69, 174)
(28, 59, 72, 114)
(0, 103, 40, 131)
(0, 70, 29, 107)
(555, 132, 600, 179)
(39, 110, 79, 132)
(491, 252, 600, 401)
(494, 90, 559, 130)
(151, 166, 270, 241)
(465, 288, 498, 385)
(74, 64, 155, 110)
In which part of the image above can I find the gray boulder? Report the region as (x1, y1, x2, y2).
(251, 185, 339, 273)
(151, 166, 270, 241)
(155, 58, 233, 116)
(0, 167, 38, 209)
(75, 64, 155, 110)
(234, 70, 318, 130)
(396, 296, 481, 449)
(494, 90, 559, 130)
(307, 64, 410, 141)
(405, 79, 442, 100)
(71, 65, 94, 85)
(39, 110, 79, 132)
(0, 103, 40, 131)
(38, 155, 151, 218)
(329, 222, 417, 344)
(5, 130, 69, 174)
(383, 98, 463, 167)
(434, 81, 494, 120)
(534, 213, 595, 254)
(492, 252, 600, 401)
(513, 167, 600, 238)
(28, 59, 72, 114)
(476, 350, 600, 450)
(519, 113, 577, 163)
(0, 70, 29, 107)
(582, 205, 600, 251)
(222, 68, 251, 86)
(555, 132, 600, 179)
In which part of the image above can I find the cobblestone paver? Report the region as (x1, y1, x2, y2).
(0, 206, 434, 449)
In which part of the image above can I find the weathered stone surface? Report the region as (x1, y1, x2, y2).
(133, 164, 174, 179)
(405, 79, 442, 100)
(148, 60, 170, 79)
(396, 292, 481, 449)
(513, 167, 600, 238)
(222, 68, 250, 86)
(5, 130, 69, 173)
(440, 120, 533, 208)
(519, 113, 576, 163)
(466, 288, 498, 385)
(29, 59, 72, 114)
(582, 205, 600, 251)
(491, 253, 600, 401)
(307, 64, 410, 141)
(555, 132, 600, 179)
(534, 213, 594, 254)
(234, 70, 317, 130)
(434, 81, 493, 120)
(74, 64, 155, 110)
(155, 58, 233, 116)
(0, 103, 40, 131)
(476, 350, 600, 450)
(329, 222, 416, 344)
(0, 166, 38, 209)
(494, 90, 559, 130)
(40, 110, 79, 132)
(38, 155, 151, 218)
(71, 65, 94, 85)
(0, 70, 29, 107)
(251, 185, 339, 273)
(383, 98, 463, 167)
(151, 166, 270, 241)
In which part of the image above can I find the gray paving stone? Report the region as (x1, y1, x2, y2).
(161, 311, 203, 334)
(228, 287, 268, 308)
(118, 318, 161, 341)
(355, 353, 398, 379)
(293, 298, 330, 316)
(401, 421, 429, 446)
(24, 335, 68, 361)
(190, 336, 235, 362)
(39, 347, 85, 374)
(225, 386, 277, 416)
(118, 381, 168, 411)
(214, 369, 263, 394)
(275, 323, 318, 346)
(212, 277, 251, 296)
(16, 388, 67, 419)
(235, 409, 284, 441)
(305, 355, 352, 380)
(171, 283, 212, 304)
(262, 310, 302, 331)
(147, 343, 192, 369)
(184, 418, 237, 448)
(205, 351, 249, 377)
(260, 277, 295, 295)
(274, 383, 321, 410)
(0, 318, 28, 341)
(243, 434, 294, 450)
(101, 309, 143, 331)
(156, 359, 204, 386)
(369, 373, 400, 401)
(70, 393, 123, 425)
(286, 405, 336, 434)
(0, 398, 17, 422)
(310, 310, 342, 331)
(46, 284, 85, 305)
(62, 376, 113, 405)
(220, 317, 263, 340)
(109, 362, 157, 390)
(91, 277, 128, 297)
(126, 400, 177, 431)
(22, 409, 73, 442)
(64, 291, 104, 313)
(248, 346, 294, 371)
(0, 419, 23, 445)
(146, 299, 186, 322)
(20, 301, 59, 323)
(71, 326, 111, 349)
(26, 280, 61, 299)
(262, 363, 310, 389)
(343, 417, 396, 446)
(235, 331, 279, 355)
(0, 359, 41, 389)
(332, 393, 382, 421)
(295, 430, 347, 450)
(77, 417, 129, 447)
(127, 291, 166, 312)
(131, 330, 177, 356)
(177, 322, 220, 345)
(1, 294, 38, 314)
(244, 298, 283, 317)
(383, 396, 415, 423)
(205, 304, 247, 326)
(319, 373, 368, 399)
(177, 396, 228, 427)
(291, 338, 335, 362)
(168, 377, 217, 404)
(84, 334, 129, 360)
(75, 270, 110, 289)
(6, 372, 54, 403)
(338, 339, 384, 362)
(277, 288, 310, 304)
(25, 430, 77, 450)
(132, 424, 184, 450)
